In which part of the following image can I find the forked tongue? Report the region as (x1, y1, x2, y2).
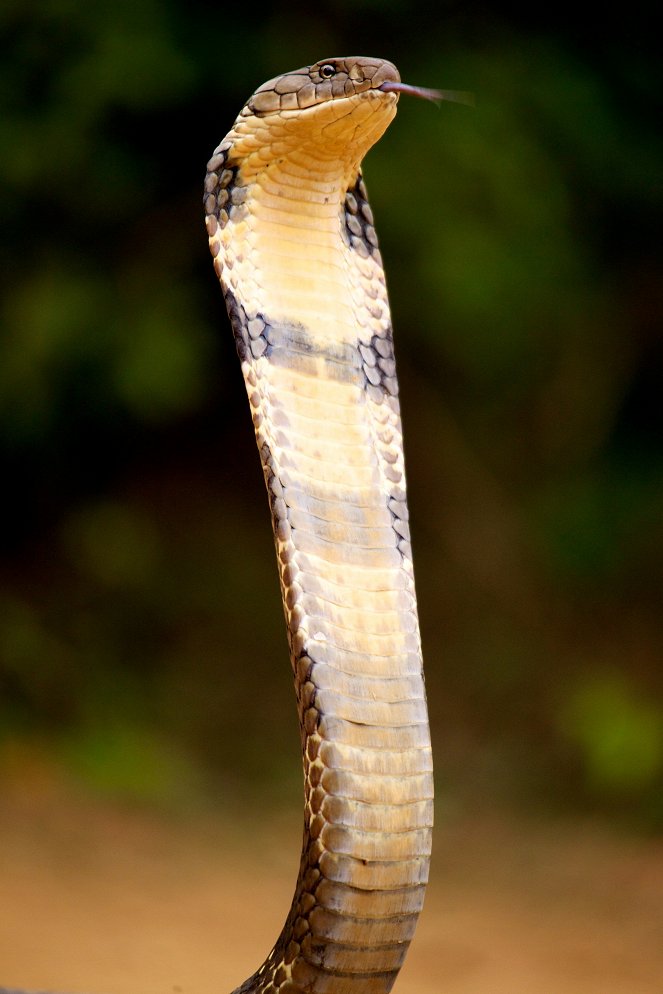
(380, 81, 475, 106)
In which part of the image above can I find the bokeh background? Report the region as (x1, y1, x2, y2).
(1, 2, 662, 991)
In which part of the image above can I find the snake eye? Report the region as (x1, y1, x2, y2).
(319, 63, 336, 79)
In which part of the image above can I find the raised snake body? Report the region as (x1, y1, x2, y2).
(204, 57, 434, 994)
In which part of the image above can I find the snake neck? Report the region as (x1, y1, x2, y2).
(220, 142, 387, 346)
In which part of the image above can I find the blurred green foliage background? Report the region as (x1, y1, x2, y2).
(1, 0, 661, 829)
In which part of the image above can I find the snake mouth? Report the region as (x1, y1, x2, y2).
(248, 85, 391, 119)
(379, 81, 475, 106)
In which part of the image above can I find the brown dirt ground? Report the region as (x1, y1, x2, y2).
(0, 785, 662, 994)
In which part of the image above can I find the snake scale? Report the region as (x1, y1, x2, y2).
(204, 57, 437, 994)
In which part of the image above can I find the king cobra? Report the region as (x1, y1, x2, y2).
(204, 57, 443, 994)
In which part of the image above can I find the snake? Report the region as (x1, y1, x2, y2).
(204, 57, 441, 994)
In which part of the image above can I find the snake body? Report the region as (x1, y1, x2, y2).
(204, 57, 433, 994)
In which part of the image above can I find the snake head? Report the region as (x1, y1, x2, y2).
(230, 58, 404, 171)
(231, 57, 470, 181)
(246, 57, 473, 114)
(246, 57, 402, 115)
